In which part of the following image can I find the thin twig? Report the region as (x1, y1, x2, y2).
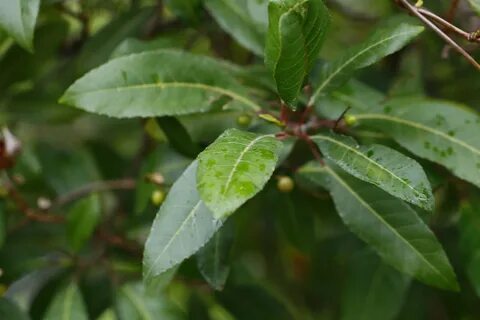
(396, 0, 480, 70)
(52, 178, 136, 209)
(417, 7, 480, 43)
(4, 177, 64, 223)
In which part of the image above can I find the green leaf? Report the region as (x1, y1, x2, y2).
(66, 194, 101, 252)
(44, 281, 88, 320)
(459, 202, 480, 298)
(298, 162, 458, 291)
(265, 0, 330, 106)
(0, 0, 39, 52)
(309, 18, 423, 105)
(351, 98, 480, 189)
(204, 0, 268, 56)
(468, 0, 480, 15)
(61, 50, 261, 118)
(196, 220, 234, 290)
(143, 161, 224, 280)
(313, 132, 434, 210)
(0, 298, 29, 320)
(341, 251, 410, 320)
(197, 129, 283, 218)
(116, 282, 183, 320)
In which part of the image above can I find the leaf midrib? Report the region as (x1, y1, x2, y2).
(63, 82, 261, 111)
(222, 134, 274, 195)
(355, 113, 480, 156)
(145, 201, 202, 278)
(301, 165, 451, 287)
(312, 135, 427, 202)
(309, 29, 421, 105)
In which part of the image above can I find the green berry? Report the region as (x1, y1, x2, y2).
(344, 115, 358, 126)
(237, 114, 252, 127)
(151, 190, 166, 206)
(277, 176, 294, 193)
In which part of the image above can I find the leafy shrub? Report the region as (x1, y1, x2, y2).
(1, 0, 480, 319)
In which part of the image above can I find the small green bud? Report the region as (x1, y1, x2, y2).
(344, 115, 358, 127)
(237, 114, 252, 127)
(277, 176, 295, 193)
(151, 190, 166, 206)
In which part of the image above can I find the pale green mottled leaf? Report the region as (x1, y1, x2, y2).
(309, 18, 423, 105)
(341, 251, 410, 320)
(61, 50, 261, 118)
(298, 162, 458, 291)
(204, 0, 268, 55)
(313, 132, 434, 210)
(44, 281, 88, 320)
(196, 220, 234, 290)
(143, 161, 223, 280)
(197, 129, 282, 218)
(0, 0, 39, 51)
(265, 0, 330, 106)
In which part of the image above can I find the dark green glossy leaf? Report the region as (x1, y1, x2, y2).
(0, 0, 39, 51)
(313, 132, 434, 210)
(265, 0, 330, 106)
(143, 161, 223, 280)
(61, 50, 262, 118)
(298, 162, 458, 291)
(309, 18, 423, 105)
(205, 0, 268, 56)
(196, 220, 234, 290)
(341, 251, 410, 320)
(197, 129, 282, 218)
(44, 281, 88, 320)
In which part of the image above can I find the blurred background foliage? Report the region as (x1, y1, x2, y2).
(0, 0, 479, 319)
